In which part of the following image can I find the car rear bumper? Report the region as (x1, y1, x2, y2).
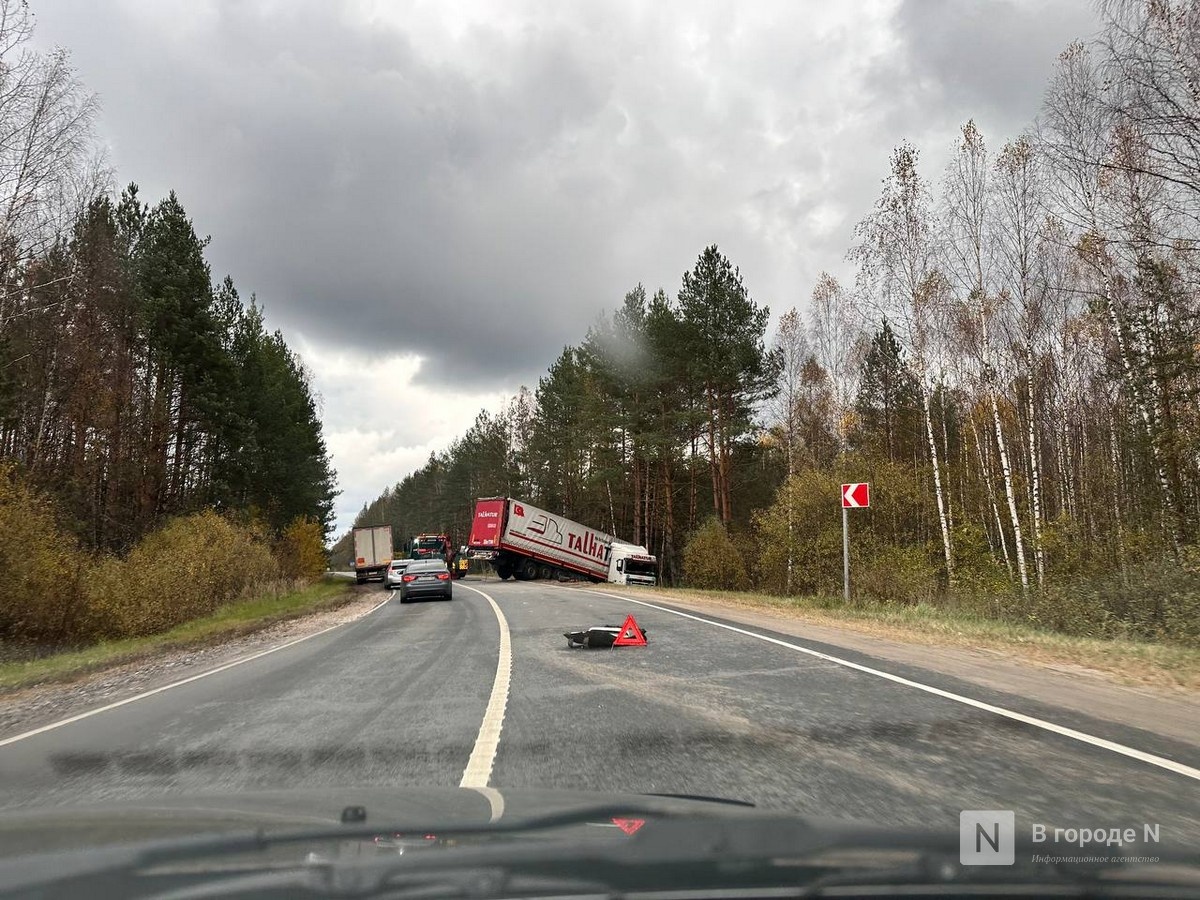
(401, 583, 452, 598)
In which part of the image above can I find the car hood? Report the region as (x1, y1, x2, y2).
(0, 786, 768, 857)
(1, 788, 1197, 897)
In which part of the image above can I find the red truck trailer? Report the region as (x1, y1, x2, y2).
(467, 497, 615, 582)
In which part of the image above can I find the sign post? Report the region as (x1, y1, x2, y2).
(842, 504, 850, 602)
(840, 483, 870, 602)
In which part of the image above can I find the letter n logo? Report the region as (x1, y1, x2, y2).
(959, 811, 1014, 865)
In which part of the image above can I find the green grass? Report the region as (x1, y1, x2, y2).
(0, 577, 354, 694)
(593, 585, 1200, 692)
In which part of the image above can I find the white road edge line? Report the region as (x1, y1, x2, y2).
(458, 585, 511, 790)
(579, 589, 1200, 783)
(0, 593, 394, 749)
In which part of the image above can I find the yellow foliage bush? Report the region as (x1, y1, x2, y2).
(274, 516, 327, 580)
(0, 465, 83, 642)
(83, 510, 278, 638)
(682, 517, 751, 591)
(855, 544, 937, 605)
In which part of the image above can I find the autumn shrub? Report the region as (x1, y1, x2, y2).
(1019, 549, 1200, 646)
(944, 523, 1016, 615)
(854, 543, 937, 605)
(682, 517, 751, 591)
(84, 510, 279, 638)
(752, 470, 844, 596)
(0, 465, 84, 643)
(274, 516, 328, 580)
(752, 460, 944, 598)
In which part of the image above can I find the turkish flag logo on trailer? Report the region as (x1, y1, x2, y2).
(612, 615, 648, 646)
(841, 483, 870, 508)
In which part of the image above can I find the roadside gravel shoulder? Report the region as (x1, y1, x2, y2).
(585, 585, 1200, 749)
(0, 586, 389, 741)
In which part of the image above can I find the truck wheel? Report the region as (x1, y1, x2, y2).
(520, 559, 539, 580)
(538, 564, 553, 580)
(497, 565, 512, 581)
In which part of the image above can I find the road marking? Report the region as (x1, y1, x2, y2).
(458, 584, 511, 789)
(578, 589, 1200, 783)
(0, 593, 394, 749)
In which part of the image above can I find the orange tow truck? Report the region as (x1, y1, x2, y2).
(409, 533, 469, 579)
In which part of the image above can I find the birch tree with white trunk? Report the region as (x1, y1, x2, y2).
(808, 272, 863, 451)
(993, 135, 1055, 584)
(942, 120, 1030, 596)
(851, 143, 955, 581)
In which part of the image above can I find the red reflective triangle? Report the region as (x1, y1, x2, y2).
(611, 817, 645, 835)
(612, 614, 647, 646)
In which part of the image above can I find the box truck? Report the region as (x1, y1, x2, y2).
(353, 524, 394, 584)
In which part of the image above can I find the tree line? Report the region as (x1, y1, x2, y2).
(335, 246, 778, 577)
(0, 1, 336, 554)
(340, 3, 1199, 643)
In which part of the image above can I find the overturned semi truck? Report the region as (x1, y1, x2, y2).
(466, 497, 658, 585)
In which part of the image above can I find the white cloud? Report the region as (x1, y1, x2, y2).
(294, 338, 511, 534)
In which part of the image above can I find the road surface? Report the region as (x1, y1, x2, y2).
(0, 579, 1196, 844)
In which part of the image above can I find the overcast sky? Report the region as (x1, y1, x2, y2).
(34, 0, 1098, 536)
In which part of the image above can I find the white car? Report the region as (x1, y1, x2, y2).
(384, 558, 414, 590)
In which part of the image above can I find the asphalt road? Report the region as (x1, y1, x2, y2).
(0, 579, 1197, 846)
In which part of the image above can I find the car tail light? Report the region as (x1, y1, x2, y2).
(402, 574, 417, 583)
(436, 572, 450, 581)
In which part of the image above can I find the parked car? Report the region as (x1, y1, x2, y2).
(384, 558, 414, 591)
(398, 558, 453, 602)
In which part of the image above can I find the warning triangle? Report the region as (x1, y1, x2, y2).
(612, 614, 647, 646)
(611, 817, 646, 835)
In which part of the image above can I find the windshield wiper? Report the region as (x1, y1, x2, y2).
(639, 793, 755, 808)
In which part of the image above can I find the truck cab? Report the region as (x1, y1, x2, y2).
(409, 533, 469, 579)
(608, 541, 658, 586)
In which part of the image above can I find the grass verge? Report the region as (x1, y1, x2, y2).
(0, 577, 355, 694)
(593, 585, 1200, 693)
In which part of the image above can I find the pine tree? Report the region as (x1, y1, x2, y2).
(675, 245, 777, 525)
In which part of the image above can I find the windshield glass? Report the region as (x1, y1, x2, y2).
(0, 0, 1196, 893)
(623, 559, 658, 577)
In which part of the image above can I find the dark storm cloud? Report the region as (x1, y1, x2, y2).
(33, 0, 1097, 394)
(36, 0, 639, 387)
(867, 0, 1099, 146)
